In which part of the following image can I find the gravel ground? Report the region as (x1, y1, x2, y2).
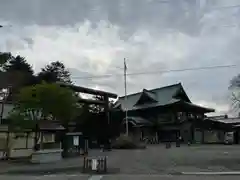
(103, 144, 240, 174)
(1, 145, 240, 175)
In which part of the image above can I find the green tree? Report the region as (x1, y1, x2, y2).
(9, 82, 81, 149)
(16, 82, 80, 124)
(37, 61, 72, 84)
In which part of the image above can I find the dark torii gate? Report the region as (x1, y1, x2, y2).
(58, 82, 117, 109)
(58, 82, 118, 135)
(58, 83, 118, 153)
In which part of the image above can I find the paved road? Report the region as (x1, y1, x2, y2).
(2, 174, 240, 180)
(2, 145, 240, 175)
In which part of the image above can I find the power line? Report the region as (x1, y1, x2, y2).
(71, 64, 239, 80)
(208, 4, 240, 11)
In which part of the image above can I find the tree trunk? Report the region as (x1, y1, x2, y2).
(34, 123, 39, 151)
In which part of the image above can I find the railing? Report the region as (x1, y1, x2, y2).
(83, 156, 107, 174)
(141, 136, 159, 144)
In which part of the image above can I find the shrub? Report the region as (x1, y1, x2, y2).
(112, 134, 146, 149)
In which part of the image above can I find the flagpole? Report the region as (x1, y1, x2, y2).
(124, 58, 128, 136)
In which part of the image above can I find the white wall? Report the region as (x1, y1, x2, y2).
(0, 103, 14, 120)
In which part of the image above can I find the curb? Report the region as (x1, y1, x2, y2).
(0, 166, 83, 175)
(0, 167, 120, 175)
(181, 172, 240, 175)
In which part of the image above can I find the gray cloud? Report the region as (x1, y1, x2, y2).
(1, 0, 240, 115)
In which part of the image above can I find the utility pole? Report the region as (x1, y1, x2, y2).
(124, 58, 128, 136)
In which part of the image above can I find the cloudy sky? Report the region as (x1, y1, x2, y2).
(0, 0, 240, 116)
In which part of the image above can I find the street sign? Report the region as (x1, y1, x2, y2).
(73, 136, 79, 146)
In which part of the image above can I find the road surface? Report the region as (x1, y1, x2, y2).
(2, 174, 240, 180)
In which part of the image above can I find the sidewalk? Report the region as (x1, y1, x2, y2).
(0, 150, 110, 175)
(0, 157, 83, 174)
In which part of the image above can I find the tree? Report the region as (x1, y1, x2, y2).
(89, 95, 115, 114)
(0, 52, 12, 70)
(3, 55, 35, 85)
(9, 82, 81, 149)
(229, 74, 240, 116)
(3, 55, 34, 75)
(89, 95, 105, 113)
(0, 52, 13, 89)
(1, 55, 36, 101)
(37, 61, 72, 84)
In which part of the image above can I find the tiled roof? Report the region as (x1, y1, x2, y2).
(114, 83, 214, 113)
(207, 117, 240, 124)
(114, 83, 187, 111)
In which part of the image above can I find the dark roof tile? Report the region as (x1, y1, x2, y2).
(115, 83, 183, 110)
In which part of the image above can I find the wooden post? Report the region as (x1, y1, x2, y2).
(26, 132, 29, 149)
(155, 132, 158, 144)
(40, 132, 43, 150)
(104, 95, 109, 124)
(34, 124, 38, 151)
(202, 129, 204, 144)
(104, 95, 110, 149)
(5, 131, 10, 160)
(84, 139, 88, 155)
(104, 156, 107, 173)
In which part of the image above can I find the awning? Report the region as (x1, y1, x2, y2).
(38, 120, 65, 131)
(171, 101, 215, 113)
(203, 118, 237, 130)
(123, 116, 153, 127)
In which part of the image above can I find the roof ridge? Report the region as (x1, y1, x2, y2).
(149, 82, 182, 93)
(119, 82, 182, 98)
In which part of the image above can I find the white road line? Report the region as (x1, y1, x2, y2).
(182, 172, 240, 175)
(43, 174, 57, 177)
(42, 174, 87, 177)
(88, 175, 103, 180)
(99, 174, 175, 177)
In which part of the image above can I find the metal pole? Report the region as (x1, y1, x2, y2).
(124, 58, 128, 136)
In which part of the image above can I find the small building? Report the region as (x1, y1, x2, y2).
(0, 102, 64, 160)
(201, 115, 240, 144)
(113, 83, 215, 143)
(0, 83, 118, 159)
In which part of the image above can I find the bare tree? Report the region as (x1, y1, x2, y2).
(229, 74, 240, 116)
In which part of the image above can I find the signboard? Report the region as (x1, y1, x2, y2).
(73, 136, 79, 146)
(92, 159, 98, 170)
(224, 132, 234, 144)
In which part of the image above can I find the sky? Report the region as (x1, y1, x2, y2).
(0, 0, 240, 116)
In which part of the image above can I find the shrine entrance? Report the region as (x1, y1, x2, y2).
(58, 82, 118, 156)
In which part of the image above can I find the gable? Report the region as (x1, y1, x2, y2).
(173, 86, 191, 103)
(114, 103, 122, 110)
(134, 89, 157, 106)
